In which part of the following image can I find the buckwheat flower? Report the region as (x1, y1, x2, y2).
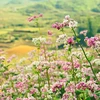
(67, 37, 74, 45)
(62, 62, 71, 71)
(85, 37, 98, 47)
(63, 15, 70, 26)
(96, 72, 100, 81)
(94, 41, 100, 50)
(19, 57, 27, 64)
(65, 15, 70, 20)
(27, 16, 34, 22)
(73, 60, 80, 68)
(87, 80, 98, 91)
(80, 30, 88, 36)
(63, 19, 69, 25)
(0, 56, 5, 61)
(28, 14, 43, 22)
(7, 54, 16, 63)
(45, 39, 52, 45)
(56, 34, 67, 44)
(32, 37, 46, 45)
(81, 67, 93, 77)
(15, 82, 24, 89)
(62, 93, 69, 100)
(30, 88, 37, 94)
(76, 82, 87, 90)
(92, 59, 100, 66)
(32, 61, 40, 67)
(16, 98, 22, 100)
(71, 51, 82, 59)
(48, 30, 53, 36)
(23, 98, 30, 100)
(40, 61, 50, 67)
(52, 82, 63, 92)
(52, 22, 64, 30)
(68, 20, 78, 28)
(28, 50, 35, 59)
(39, 13, 43, 17)
(65, 82, 75, 93)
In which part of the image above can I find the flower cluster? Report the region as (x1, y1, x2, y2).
(85, 37, 98, 47)
(56, 34, 67, 44)
(52, 15, 78, 30)
(28, 14, 43, 22)
(32, 37, 46, 46)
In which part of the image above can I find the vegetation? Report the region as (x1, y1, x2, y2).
(0, 0, 100, 49)
(0, 14, 100, 100)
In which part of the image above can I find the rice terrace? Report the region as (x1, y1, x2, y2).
(0, 0, 100, 100)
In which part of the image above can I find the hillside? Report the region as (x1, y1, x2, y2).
(0, 0, 100, 48)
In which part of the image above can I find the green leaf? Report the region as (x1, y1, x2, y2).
(88, 55, 94, 62)
(86, 96, 96, 100)
(75, 89, 84, 96)
(95, 91, 100, 97)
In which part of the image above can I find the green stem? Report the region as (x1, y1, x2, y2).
(46, 69, 50, 89)
(37, 73, 42, 98)
(71, 56, 76, 85)
(72, 28, 99, 83)
(43, 45, 50, 89)
(95, 49, 100, 56)
(36, 21, 41, 35)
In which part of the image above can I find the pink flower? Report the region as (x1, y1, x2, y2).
(27, 16, 34, 22)
(81, 67, 93, 76)
(65, 83, 75, 93)
(67, 37, 74, 45)
(73, 60, 80, 68)
(28, 14, 43, 22)
(0, 56, 5, 61)
(62, 93, 69, 100)
(85, 37, 98, 47)
(87, 80, 99, 91)
(80, 30, 88, 36)
(48, 30, 53, 36)
(52, 22, 65, 30)
(62, 65, 71, 71)
(16, 98, 22, 100)
(15, 82, 24, 89)
(62, 62, 72, 71)
(76, 82, 87, 90)
(52, 82, 64, 92)
(63, 15, 70, 26)
(23, 98, 30, 100)
(39, 13, 43, 17)
(30, 88, 37, 94)
(7, 54, 16, 63)
(33, 15, 38, 18)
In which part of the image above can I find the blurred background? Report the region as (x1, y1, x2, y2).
(0, 0, 100, 55)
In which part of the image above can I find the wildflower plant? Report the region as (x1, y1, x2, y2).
(0, 14, 100, 100)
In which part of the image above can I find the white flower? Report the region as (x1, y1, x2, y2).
(68, 20, 78, 28)
(32, 61, 40, 66)
(94, 41, 100, 50)
(65, 15, 70, 20)
(56, 34, 67, 44)
(92, 59, 100, 66)
(80, 30, 88, 36)
(32, 37, 46, 45)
